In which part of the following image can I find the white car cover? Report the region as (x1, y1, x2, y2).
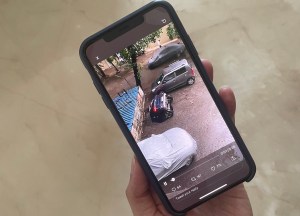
(138, 127, 197, 181)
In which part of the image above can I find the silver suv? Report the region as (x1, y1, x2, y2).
(151, 59, 195, 95)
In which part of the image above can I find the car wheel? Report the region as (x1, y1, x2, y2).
(158, 90, 165, 95)
(165, 109, 173, 119)
(187, 77, 195, 85)
(185, 156, 194, 166)
(167, 95, 173, 103)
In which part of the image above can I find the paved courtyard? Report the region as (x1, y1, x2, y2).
(141, 58, 234, 161)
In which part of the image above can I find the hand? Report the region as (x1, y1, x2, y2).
(126, 59, 253, 216)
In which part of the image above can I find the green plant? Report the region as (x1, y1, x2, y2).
(106, 55, 120, 73)
(167, 23, 179, 40)
(119, 29, 162, 87)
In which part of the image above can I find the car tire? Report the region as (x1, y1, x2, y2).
(158, 90, 165, 95)
(185, 156, 194, 166)
(187, 77, 195, 85)
(167, 95, 173, 103)
(165, 109, 173, 119)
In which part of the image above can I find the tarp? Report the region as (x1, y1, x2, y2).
(138, 128, 197, 181)
(112, 87, 139, 131)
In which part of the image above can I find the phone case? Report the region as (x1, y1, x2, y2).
(79, 1, 256, 215)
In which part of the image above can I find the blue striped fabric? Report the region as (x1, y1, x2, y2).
(112, 87, 139, 131)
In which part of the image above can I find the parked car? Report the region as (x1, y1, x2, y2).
(138, 128, 198, 180)
(148, 43, 185, 69)
(137, 128, 197, 181)
(149, 92, 173, 123)
(151, 59, 195, 95)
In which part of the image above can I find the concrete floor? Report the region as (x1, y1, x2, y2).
(0, 0, 299, 216)
(142, 59, 235, 161)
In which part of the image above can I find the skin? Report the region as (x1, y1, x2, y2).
(126, 59, 253, 216)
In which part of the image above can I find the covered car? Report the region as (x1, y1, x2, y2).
(138, 128, 197, 181)
(148, 43, 185, 69)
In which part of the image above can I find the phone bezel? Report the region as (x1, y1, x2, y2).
(79, 1, 256, 215)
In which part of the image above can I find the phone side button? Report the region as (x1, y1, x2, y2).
(93, 81, 102, 94)
(101, 96, 110, 109)
(187, 35, 198, 56)
(92, 81, 109, 109)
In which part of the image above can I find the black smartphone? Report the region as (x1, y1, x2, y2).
(79, 1, 255, 215)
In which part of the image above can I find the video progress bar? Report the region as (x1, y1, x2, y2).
(199, 184, 227, 200)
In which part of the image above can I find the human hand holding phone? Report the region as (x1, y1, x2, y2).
(126, 59, 253, 216)
(80, 1, 255, 214)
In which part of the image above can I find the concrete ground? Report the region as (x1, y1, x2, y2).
(142, 58, 234, 161)
(1, 1, 300, 216)
(103, 41, 234, 161)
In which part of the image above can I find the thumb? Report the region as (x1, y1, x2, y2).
(126, 157, 157, 215)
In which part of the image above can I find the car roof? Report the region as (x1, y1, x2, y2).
(152, 43, 183, 57)
(162, 59, 189, 75)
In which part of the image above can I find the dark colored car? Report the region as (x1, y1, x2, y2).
(149, 92, 173, 123)
(151, 59, 195, 95)
(148, 43, 185, 69)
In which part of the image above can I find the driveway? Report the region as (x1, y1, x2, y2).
(141, 58, 235, 161)
(103, 46, 234, 161)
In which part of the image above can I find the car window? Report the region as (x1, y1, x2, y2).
(156, 73, 164, 84)
(151, 49, 160, 59)
(163, 72, 175, 82)
(175, 67, 186, 76)
(160, 48, 169, 55)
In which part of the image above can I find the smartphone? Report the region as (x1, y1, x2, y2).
(79, 1, 255, 215)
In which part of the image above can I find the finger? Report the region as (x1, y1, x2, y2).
(127, 157, 149, 197)
(201, 59, 213, 82)
(126, 157, 157, 215)
(219, 86, 236, 122)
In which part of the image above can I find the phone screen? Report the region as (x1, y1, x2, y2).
(84, 6, 251, 212)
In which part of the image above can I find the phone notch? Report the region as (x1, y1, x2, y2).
(103, 15, 144, 42)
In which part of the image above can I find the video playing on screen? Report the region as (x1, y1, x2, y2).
(91, 22, 245, 204)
